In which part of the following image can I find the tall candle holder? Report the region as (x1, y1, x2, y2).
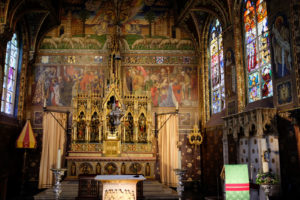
(51, 168, 67, 199)
(174, 168, 187, 199)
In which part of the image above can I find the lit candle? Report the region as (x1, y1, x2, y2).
(178, 150, 181, 169)
(57, 149, 61, 169)
(175, 102, 179, 110)
(43, 98, 47, 107)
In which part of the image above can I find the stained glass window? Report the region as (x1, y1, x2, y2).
(244, 0, 273, 103)
(209, 19, 225, 114)
(1, 33, 19, 115)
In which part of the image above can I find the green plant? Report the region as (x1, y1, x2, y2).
(256, 172, 279, 185)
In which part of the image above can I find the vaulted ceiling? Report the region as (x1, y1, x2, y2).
(1, 0, 234, 53)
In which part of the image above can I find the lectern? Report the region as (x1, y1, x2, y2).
(95, 175, 145, 200)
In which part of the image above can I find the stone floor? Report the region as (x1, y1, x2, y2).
(11, 180, 206, 200)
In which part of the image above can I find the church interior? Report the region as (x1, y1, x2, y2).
(0, 0, 300, 199)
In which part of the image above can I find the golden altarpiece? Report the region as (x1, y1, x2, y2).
(66, 27, 155, 179)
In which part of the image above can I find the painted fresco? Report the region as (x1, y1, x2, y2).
(271, 15, 292, 78)
(32, 65, 106, 106)
(39, 0, 193, 50)
(124, 66, 198, 107)
(277, 81, 292, 105)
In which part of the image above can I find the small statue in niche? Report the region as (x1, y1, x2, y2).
(125, 113, 134, 143)
(77, 112, 86, 141)
(90, 112, 99, 142)
(138, 113, 147, 143)
(121, 163, 126, 175)
(145, 163, 150, 176)
(71, 162, 76, 176)
(96, 163, 101, 175)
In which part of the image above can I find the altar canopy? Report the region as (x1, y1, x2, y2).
(38, 112, 67, 189)
(158, 114, 179, 187)
(225, 164, 250, 200)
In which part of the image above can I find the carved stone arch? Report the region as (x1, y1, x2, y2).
(193, 7, 228, 29)
(78, 105, 86, 120)
(7, 0, 25, 29)
(238, 126, 245, 139)
(200, 14, 215, 123)
(91, 106, 100, 119)
(124, 106, 134, 119)
(138, 106, 147, 119)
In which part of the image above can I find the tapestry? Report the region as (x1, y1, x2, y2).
(225, 164, 250, 200)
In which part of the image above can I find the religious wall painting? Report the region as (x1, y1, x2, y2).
(33, 111, 43, 126)
(40, 1, 192, 51)
(179, 113, 191, 126)
(124, 66, 198, 107)
(271, 15, 292, 78)
(225, 49, 236, 97)
(32, 65, 105, 107)
(277, 81, 292, 105)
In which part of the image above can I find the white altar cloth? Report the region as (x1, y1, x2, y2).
(95, 175, 145, 200)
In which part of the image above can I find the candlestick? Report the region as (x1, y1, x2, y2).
(57, 149, 61, 169)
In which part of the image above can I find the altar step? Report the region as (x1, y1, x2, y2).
(34, 180, 180, 200)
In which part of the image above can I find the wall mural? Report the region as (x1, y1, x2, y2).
(123, 66, 198, 107)
(39, 0, 193, 51)
(32, 65, 106, 106)
(271, 15, 292, 78)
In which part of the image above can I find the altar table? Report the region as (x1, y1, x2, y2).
(95, 175, 145, 200)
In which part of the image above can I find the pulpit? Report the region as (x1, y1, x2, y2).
(95, 175, 145, 200)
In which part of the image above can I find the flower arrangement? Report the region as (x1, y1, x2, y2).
(256, 172, 279, 185)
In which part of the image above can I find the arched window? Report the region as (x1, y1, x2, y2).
(1, 33, 19, 115)
(244, 0, 273, 103)
(209, 19, 225, 114)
